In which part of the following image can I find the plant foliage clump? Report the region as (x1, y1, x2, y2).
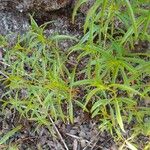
(0, 0, 150, 149)
(71, 0, 150, 148)
(0, 17, 77, 126)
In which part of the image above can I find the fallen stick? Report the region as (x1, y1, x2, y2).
(48, 115, 69, 150)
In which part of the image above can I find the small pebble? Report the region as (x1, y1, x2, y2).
(80, 139, 86, 148)
(70, 129, 77, 135)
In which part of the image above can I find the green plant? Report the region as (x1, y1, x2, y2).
(0, 16, 77, 126)
(0, 1, 149, 149)
(70, 42, 150, 135)
(71, 0, 150, 148)
(73, 0, 150, 49)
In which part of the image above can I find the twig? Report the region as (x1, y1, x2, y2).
(102, 137, 112, 145)
(83, 132, 100, 150)
(0, 71, 9, 78)
(66, 133, 92, 146)
(48, 115, 69, 150)
(66, 133, 82, 140)
(73, 139, 78, 150)
(0, 61, 10, 66)
(15, 136, 37, 144)
(66, 132, 103, 150)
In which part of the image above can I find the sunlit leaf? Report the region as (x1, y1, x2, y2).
(126, 141, 138, 150)
(115, 100, 125, 132)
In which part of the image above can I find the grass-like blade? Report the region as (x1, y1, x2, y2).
(0, 125, 22, 145)
(125, 0, 138, 39)
(126, 141, 138, 150)
(72, 0, 88, 23)
(115, 100, 125, 133)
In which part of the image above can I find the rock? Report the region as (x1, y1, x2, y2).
(70, 129, 78, 135)
(0, 11, 29, 35)
(0, 0, 71, 12)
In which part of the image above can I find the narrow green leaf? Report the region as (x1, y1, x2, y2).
(72, 0, 88, 23)
(69, 101, 74, 123)
(112, 66, 119, 83)
(125, 0, 138, 39)
(85, 88, 100, 106)
(118, 97, 137, 105)
(109, 84, 142, 96)
(91, 108, 100, 118)
(126, 141, 138, 150)
(91, 99, 110, 112)
(84, 0, 102, 32)
(75, 100, 89, 112)
(72, 79, 92, 86)
(0, 125, 22, 144)
(51, 35, 78, 42)
(115, 100, 125, 132)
